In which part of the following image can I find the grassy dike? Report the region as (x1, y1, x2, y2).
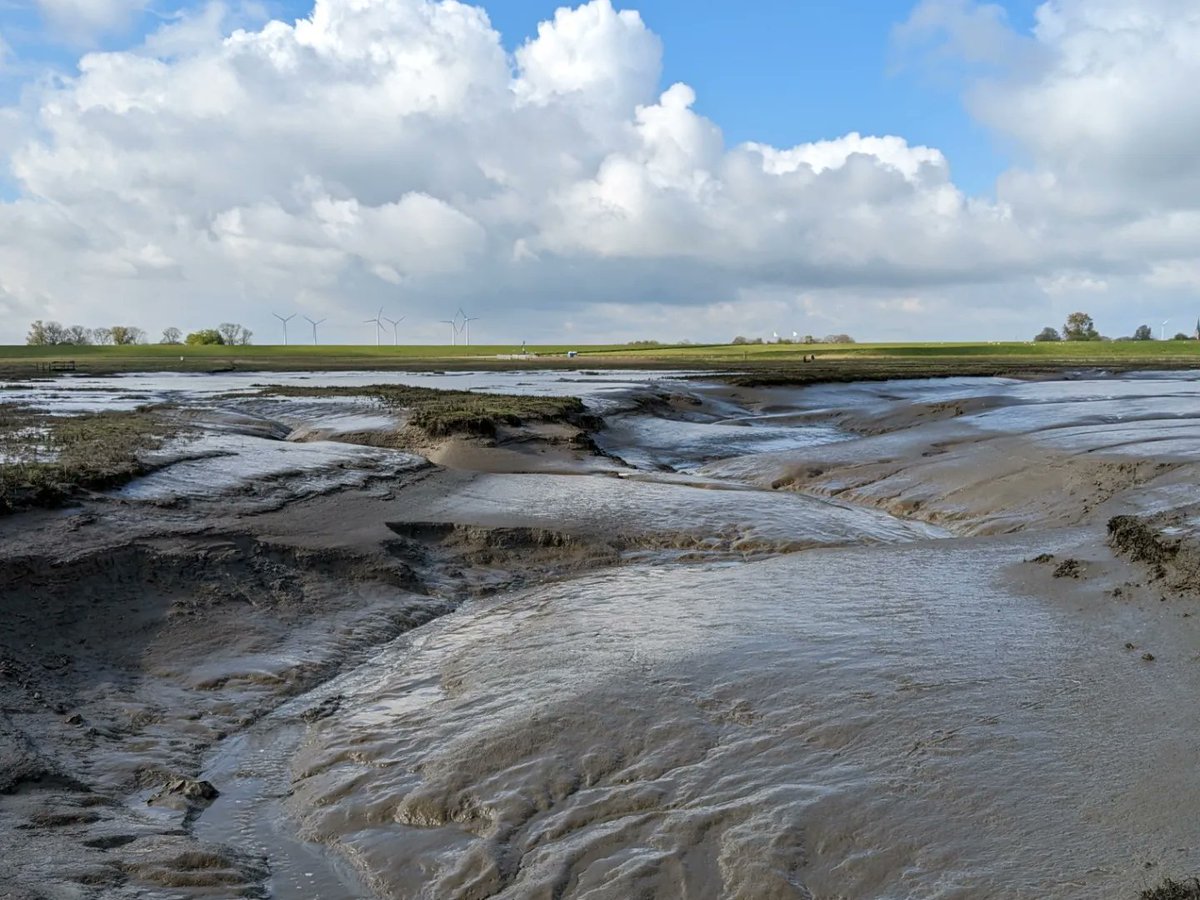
(6, 339, 1200, 378)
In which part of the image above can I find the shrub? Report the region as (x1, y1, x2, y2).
(185, 329, 225, 346)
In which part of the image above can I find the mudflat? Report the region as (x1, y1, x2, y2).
(3, 369, 1200, 899)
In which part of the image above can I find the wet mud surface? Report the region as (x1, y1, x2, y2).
(6, 369, 1200, 898)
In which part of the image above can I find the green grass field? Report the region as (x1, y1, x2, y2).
(5, 339, 1200, 379)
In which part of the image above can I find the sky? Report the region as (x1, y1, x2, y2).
(0, 0, 1198, 344)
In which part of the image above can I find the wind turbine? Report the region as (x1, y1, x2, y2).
(273, 313, 296, 345)
(1162, 319, 1170, 341)
(462, 316, 480, 346)
(364, 307, 384, 346)
(439, 319, 458, 345)
(382, 315, 406, 346)
(304, 316, 326, 346)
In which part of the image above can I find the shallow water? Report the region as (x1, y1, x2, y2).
(594, 414, 847, 473)
(5, 369, 702, 501)
(389, 471, 946, 552)
(1, 368, 693, 409)
(121, 431, 426, 500)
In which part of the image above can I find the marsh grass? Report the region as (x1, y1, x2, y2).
(0, 405, 174, 513)
(259, 384, 592, 439)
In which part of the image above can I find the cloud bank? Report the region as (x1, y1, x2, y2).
(1, 0, 1198, 342)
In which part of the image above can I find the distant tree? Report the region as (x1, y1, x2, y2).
(802, 334, 815, 344)
(1174, 332, 1192, 341)
(824, 334, 855, 344)
(26, 320, 74, 345)
(218, 322, 253, 345)
(1063, 311, 1100, 341)
(185, 329, 225, 346)
(1132, 324, 1153, 341)
(160, 327, 183, 345)
(1033, 326, 1061, 342)
(63, 325, 92, 345)
(92, 327, 114, 345)
(731, 336, 749, 345)
(26, 320, 51, 345)
(107, 326, 145, 345)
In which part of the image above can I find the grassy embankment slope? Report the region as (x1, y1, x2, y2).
(5, 339, 1200, 379)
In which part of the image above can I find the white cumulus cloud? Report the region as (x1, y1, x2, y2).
(2, 0, 1199, 342)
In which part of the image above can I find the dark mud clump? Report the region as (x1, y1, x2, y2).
(1052, 558, 1084, 579)
(147, 778, 220, 810)
(1143, 876, 1200, 899)
(1108, 515, 1180, 566)
(1104, 514, 1200, 594)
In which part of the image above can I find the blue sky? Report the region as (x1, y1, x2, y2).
(483, 0, 1042, 194)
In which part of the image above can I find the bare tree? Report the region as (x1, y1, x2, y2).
(160, 327, 183, 345)
(218, 322, 253, 345)
(63, 325, 92, 345)
(92, 327, 114, 345)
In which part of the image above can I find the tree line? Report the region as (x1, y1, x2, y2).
(1034, 312, 1195, 343)
(26, 321, 253, 346)
(732, 334, 855, 345)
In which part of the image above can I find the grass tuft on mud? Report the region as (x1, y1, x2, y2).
(0, 405, 173, 513)
(1143, 877, 1200, 900)
(259, 384, 594, 440)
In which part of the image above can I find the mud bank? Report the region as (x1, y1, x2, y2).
(6, 370, 1200, 898)
(0, 371, 701, 897)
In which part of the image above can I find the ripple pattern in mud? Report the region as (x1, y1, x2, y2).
(286, 538, 1200, 899)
